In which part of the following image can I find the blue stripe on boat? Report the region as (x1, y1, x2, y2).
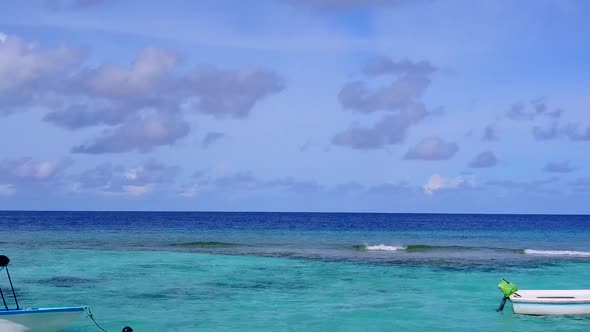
(514, 302, 590, 306)
(0, 306, 85, 316)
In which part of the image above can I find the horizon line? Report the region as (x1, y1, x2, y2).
(0, 209, 588, 216)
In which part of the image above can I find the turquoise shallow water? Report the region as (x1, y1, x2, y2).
(2, 212, 590, 331)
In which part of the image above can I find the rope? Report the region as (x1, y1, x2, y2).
(85, 307, 109, 332)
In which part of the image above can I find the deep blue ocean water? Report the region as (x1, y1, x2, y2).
(1, 211, 590, 331)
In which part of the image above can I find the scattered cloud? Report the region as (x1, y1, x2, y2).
(423, 174, 476, 194)
(339, 57, 436, 114)
(0, 157, 73, 182)
(500, 98, 590, 143)
(506, 98, 563, 121)
(201, 132, 225, 149)
(532, 122, 560, 140)
(0, 33, 84, 113)
(77, 47, 178, 100)
(180, 170, 422, 198)
(180, 171, 323, 196)
(481, 124, 499, 142)
(333, 56, 436, 150)
(405, 136, 458, 160)
(71, 114, 190, 154)
(363, 57, 436, 78)
(532, 122, 590, 141)
(72, 159, 178, 196)
(299, 140, 313, 152)
(543, 161, 577, 173)
(469, 151, 498, 168)
(2, 33, 284, 153)
(44, 103, 127, 130)
(506, 102, 530, 120)
(264, 177, 321, 193)
(332, 103, 428, 149)
(563, 124, 590, 141)
(0, 157, 73, 195)
(486, 178, 559, 193)
(184, 66, 284, 118)
(177, 171, 430, 200)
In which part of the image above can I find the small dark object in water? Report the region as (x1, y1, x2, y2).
(122, 326, 133, 332)
(37, 276, 96, 288)
(0, 255, 9, 267)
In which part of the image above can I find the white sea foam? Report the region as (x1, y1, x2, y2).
(524, 249, 590, 257)
(365, 244, 407, 251)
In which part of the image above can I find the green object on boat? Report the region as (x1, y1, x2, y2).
(498, 279, 518, 298)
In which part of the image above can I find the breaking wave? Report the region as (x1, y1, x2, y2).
(352, 244, 510, 252)
(168, 241, 238, 248)
(352, 244, 590, 257)
(365, 244, 407, 251)
(523, 249, 590, 257)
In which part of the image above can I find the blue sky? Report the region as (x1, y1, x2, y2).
(0, 0, 589, 213)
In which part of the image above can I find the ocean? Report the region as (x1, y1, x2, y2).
(1, 211, 590, 331)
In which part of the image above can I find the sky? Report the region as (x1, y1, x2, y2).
(0, 0, 589, 213)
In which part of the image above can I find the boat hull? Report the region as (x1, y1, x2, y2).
(511, 290, 590, 315)
(0, 307, 85, 332)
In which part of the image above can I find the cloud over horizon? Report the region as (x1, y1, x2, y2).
(71, 159, 178, 196)
(0, 157, 73, 183)
(423, 174, 476, 194)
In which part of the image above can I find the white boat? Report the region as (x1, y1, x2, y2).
(0, 307, 85, 332)
(498, 279, 590, 315)
(510, 290, 590, 315)
(0, 255, 86, 332)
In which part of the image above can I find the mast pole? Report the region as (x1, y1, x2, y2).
(5, 267, 18, 310)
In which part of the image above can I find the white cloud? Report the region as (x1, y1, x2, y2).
(0, 157, 73, 182)
(14, 160, 58, 180)
(81, 47, 178, 98)
(423, 173, 475, 194)
(1, 32, 284, 154)
(125, 166, 142, 180)
(0, 33, 83, 106)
